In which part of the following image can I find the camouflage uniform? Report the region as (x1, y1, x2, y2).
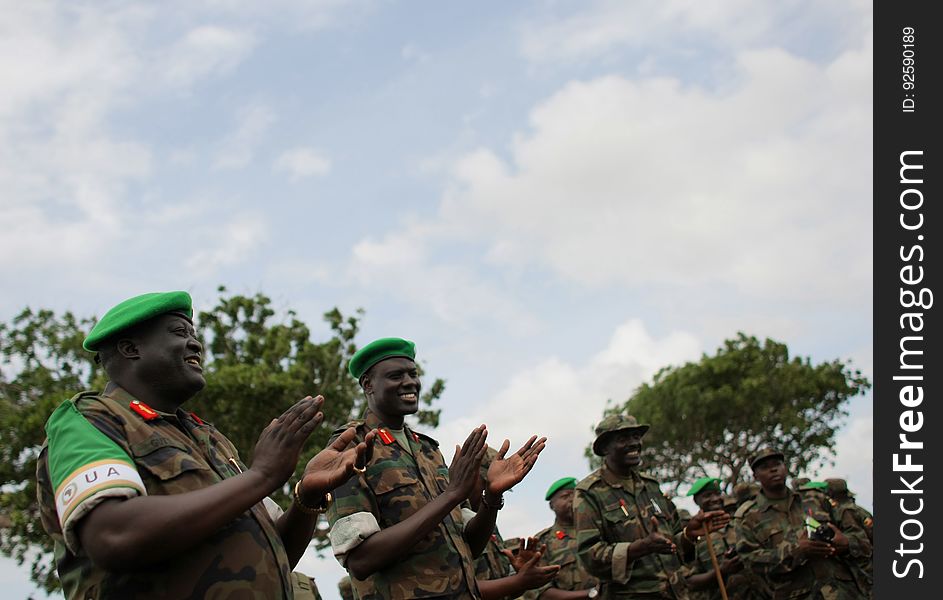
(326, 409, 480, 599)
(338, 575, 355, 600)
(35, 384, 293, 599)
(574, 465, 692, 599)
(526, 521, 599, 599)
(684, 522, 767, 600)
(735, 489, 870, 599)
(475, 527, 513, 582)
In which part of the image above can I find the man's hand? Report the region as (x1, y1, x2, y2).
(250, 396, 324, 489)
(298, 428, 377, 501)
(513, 549, 560, 590)
(447, 425, 488, 501)
(686, 510, 730, 537)
(501, 537, 546, 573)
(720, 555, 743, 575)
(795, 529, 834, 560)
(486, 435, 547, 495)
(637, 516, 676, 555)
(826, 523, 850, 555)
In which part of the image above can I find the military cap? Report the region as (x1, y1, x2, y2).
(686, 476, 722, 497)
(799, 481, 828, 491)
(83, 291, 193, 351)
(545, 477, 578, 500)
(748, 447, 784, 470)
(592, 413, 650, 456)
(791, 477, 810, 491)
(348, 337, 416, 380)
(825, 478, 853, 497)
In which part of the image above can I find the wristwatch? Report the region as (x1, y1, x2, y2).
(587, 587, 599, 599)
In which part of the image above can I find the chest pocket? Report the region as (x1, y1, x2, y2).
(757, 526, 785, 547)
(130, 437, 211, 487)
(602, 499, 644, 541)
(370, 467, 427, 524)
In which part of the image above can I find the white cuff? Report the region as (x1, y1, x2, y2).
(329, 512, 381, 566)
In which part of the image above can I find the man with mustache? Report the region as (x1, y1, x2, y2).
(574, 415, 728, 599)
(35, 291, 369, 599)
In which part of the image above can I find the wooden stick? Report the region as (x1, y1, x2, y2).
(702, 521, 729, 600)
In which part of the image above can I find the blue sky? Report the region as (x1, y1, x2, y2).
(1, 1, 873, 597)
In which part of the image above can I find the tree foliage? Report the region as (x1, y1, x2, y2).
(591, 333, 870, 496)
(0, 287, 444, 592)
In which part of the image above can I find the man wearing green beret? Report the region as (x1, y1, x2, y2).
(34, 291, 371, 599)
(734, 449, 870, 599)
(525, 477, 600, 600)
(326, 337, 547, 599)
(681, 477, 752, 600)
(573, 414, 728, 599)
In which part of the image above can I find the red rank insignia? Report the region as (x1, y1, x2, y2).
(130, 400, 160, 421)
(190, 412, 205, 425)
(411, 431, 420, 442)
(377, 428, 395, 445)
(556, 530, 566, 540)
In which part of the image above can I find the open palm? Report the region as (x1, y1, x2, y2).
(486, 435, 547, 495)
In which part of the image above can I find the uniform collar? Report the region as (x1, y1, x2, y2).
(755, 487, 800, 512)
(103, 381, 204, 426)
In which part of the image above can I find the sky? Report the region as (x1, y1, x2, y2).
(0, 1, 873, 598)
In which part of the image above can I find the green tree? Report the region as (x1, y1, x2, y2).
(0, 288, 444, 593)
(589, 333, 870, 495)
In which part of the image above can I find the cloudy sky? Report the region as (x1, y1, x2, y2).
(1, 1, 872, 597)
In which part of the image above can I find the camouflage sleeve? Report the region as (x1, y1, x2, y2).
(574, 488, 633, 585)
(837, 506, 872, 560)
(326, 470, 381, 566)
(734, 513, 803, 578)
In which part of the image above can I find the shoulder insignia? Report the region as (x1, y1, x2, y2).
(555, 530, 568, 540)
(189, 412, 205, 425)
(130, 400, 160, 421)
(377, 428, 396, 445)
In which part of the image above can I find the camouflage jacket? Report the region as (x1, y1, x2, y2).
(684, 522, 768, 600)
(735, 489, 870, 600)
(326, 410, 480, 599)
(35, 384, 293, 599)
(574, 466, 692, 599)
(475, 526, 513, 581)
(525, 520, 599, 599)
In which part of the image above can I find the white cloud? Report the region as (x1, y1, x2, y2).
(161, 25, 257, 87)
(214, 103, 277, 169)
(274, 147, 332, 180)
(184, 213, 269, 277)
(436, 41, 872, 306)
(520, 0, 872, 63)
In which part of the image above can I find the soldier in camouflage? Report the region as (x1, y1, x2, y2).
(735, 449, 871, 599)
(35, 291, 369, 599)
(470, 448, 559, 600)
(326, 337, 546, 600)
(574, 414, 729, 599)
(338, 575, 355, 600)
(526, 477, 600, 600)
(824, 479, 872, 594)
(681, 477, 756, 600)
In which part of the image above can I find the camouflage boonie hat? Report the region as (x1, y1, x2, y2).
(592, 414, 649, 456)
(748, 447, 784, 470)
(825, 478, 853, 498)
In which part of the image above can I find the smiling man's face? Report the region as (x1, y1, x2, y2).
(364, 356, 421, 426)
(603, 429, 645, 473)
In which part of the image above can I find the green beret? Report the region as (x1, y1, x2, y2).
(800, 481, 828, 491)
(545, 477, 578, 500)
(686, 477, 722, 497)
(592, 414, 649, 456)
(83, 291, 193, 351)
(348, 337, 416, 380)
